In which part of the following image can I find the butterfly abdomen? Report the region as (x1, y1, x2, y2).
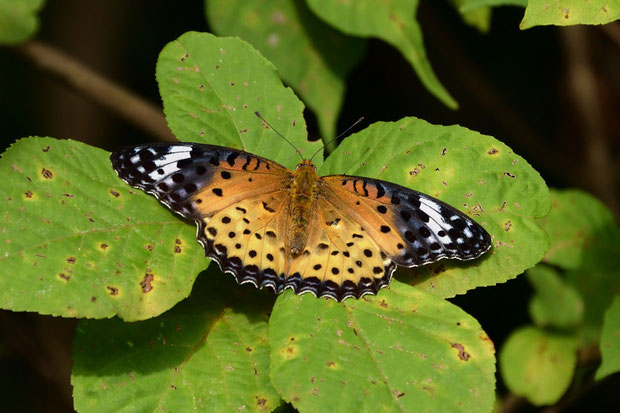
(287, 162, 320, 256)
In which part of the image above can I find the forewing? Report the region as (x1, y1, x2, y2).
(320, 175, 492, 268)
(110, 143, 290, 220)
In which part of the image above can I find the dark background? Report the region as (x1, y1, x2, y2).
(1, 1, 618, 411)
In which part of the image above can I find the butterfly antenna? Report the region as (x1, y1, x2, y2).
(309, 116, 365, 162)
(255, 111, 304, 161)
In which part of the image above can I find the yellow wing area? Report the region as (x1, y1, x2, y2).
(197, 192, 290, 292)
(285, 197, 395, 300)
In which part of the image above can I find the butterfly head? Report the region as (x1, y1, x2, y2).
(295, 159, 317, 172)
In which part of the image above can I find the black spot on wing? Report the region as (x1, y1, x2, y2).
(330, 174, 492, 267)
(195, 218, 396, 302)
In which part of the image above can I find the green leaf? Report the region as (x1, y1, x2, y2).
(539, 189, 620, 344)
(270, 281, 496, 412)
(156, 31, 323, 170)
(0, 138, 207, 320)
(320, 118, 550, 298)
(540, 189, 620, 271)
(306, 0, 458, 109)
(499, 326, 577, 406)
(72, 269, 282, 412)
(596, 295, 620, 380)
(0, 0, 44, 44)
(521, 0, 620, 29)
(526, 265, 583, 329)
(456, 5, 493, 33)
(206, 0, 364, 140)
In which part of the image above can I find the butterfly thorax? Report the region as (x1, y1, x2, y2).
(287, 161, 320, 257)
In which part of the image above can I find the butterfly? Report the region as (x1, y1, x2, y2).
(110, 141, 492, 301)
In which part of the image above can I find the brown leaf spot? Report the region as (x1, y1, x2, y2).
(42, 146, 50, 152)
(451, 342, 470, 361)
(24, 191, 33, 198)
(58, 273, 71, 281)
(504, 221, 512, 231)
(422, 386, 434, 398)
(90, 296, 97, 302)
(326, 361, 336, 368)
(379, 299, 388, 309)
(110, 190, 120, 197)
(488, 148, 499, 155)
(41, 168, 53, 179)
(245, 347, 253, 352)
(107, 286, 119, 296)
(441, 147, 447, 156)
(174, 246, 181, 253)
(256, 397, 267, 409)
(100, 243, 108, 250)
(66, 256, 76, 264)
(145, 244, 153, 251)
(393, 389, 406, 398)
(503, 171, 516, 178)
(141, 273, 154, 293)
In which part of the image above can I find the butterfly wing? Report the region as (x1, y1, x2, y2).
(110, 143, 296, 291)
(319, 175, 492, 287)
(283, 199, 395, 301)
(110, 143, 291, 220)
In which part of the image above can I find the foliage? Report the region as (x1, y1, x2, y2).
(520, 0, 620, 28)
(0, 0, 43, 44)
(206, 0, 364, 141)
(498, 189, 620, 405)
(0, 1, 619, 412)
(1, 33, 540, 411)
(596, 295, 620, 380)
(500, 326, 578, 405)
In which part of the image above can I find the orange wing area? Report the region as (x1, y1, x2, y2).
(320, 175, 492, 269)
(110, 143, 290, 220)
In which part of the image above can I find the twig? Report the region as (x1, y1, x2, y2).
(10, 40, 176, 142)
